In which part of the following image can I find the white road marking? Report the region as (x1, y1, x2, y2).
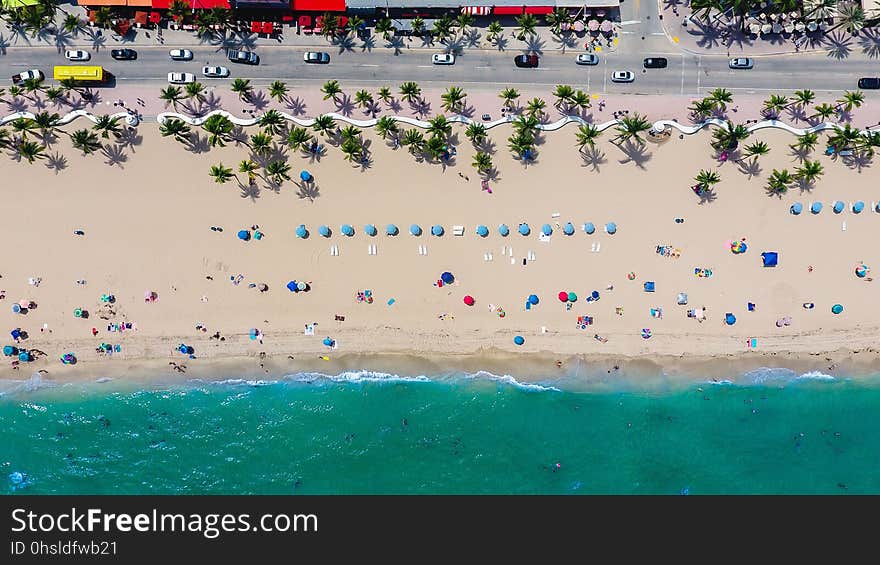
(680, 56, 685, 95)
(475, 66, 491, 69)
(618, 20, 642, 25)
(359, 64, 379, 67)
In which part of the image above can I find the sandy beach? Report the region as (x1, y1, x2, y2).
(3, 106, 880, 383)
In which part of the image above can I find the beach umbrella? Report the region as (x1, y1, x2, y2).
(61, 353, 76, 365)
(876, 202, 880, 213)
(855, 264, 869, 278)
(287, 281, 298, 292)
(18, 300, 30, 309)
(528, 294, 539, 305)
(558, 291, 569, 303)
(600, 20, 613, 33)
(591, 290, 600, 300)
(178, 344, 188, 354)
(476, 225, 489, 237)
(833, 200, 845, 214)
(853, 201, 865, 214)
(322, 337, 334, 347)
(341, 224, 355, 237)
(11, 304, 20, 314)
(605, 222, 617, 235)
(387, 224, 399, 236)
(498, 224, 510, 237)
(725, 313, 737, 325)
(567, 292, 578, 303)
(258, 283, 269, 292)
(300, 170, 313, 182)
(832, 304, 844, 314)
(297, 282, 307, 291)
(790, 202, 803, 215)
(295, 224, 308, 239)
(441, 272, 455, 284)
(364, 224, 377, 237)
(584, 222, 596, 234)
(513, 335, 525, 346)
(588, 19, 599, 31)
(319, 225, 331, 237)
(518, 223, 530, 236)
(761, 252, 778, 267)
(563, 222, 575, 236)
(409, 224, 422, 236)
(18, 351, 30, 362)
(237, 229, 251, 241)
(463, 295, 475, 306)
(74, 308, 83, 318)
(811, 202, 823, 214)
(541, 224, 553, 236)
(3, 345, 15, 356)
(431, 225, 444, 236)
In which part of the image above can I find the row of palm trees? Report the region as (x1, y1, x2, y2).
(0, 110, 123, 163)
(689, 0, 874, 35)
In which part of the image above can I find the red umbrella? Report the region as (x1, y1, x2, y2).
(558, 291, 569, 302)
(463, 295, 475, 306)
(250, 21, 261, 34)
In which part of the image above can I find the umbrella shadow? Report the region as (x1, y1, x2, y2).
(285, 96, 307, 116)
(296, 181, 321, 201)
(580, 146, 606, 172)
(102, 144, 128, 168)
(858, 28, 880, 58)
(239, 179, 261, 201)
(616, 140, 651, 170)
(44, 151, 68, 174)
(823, 31, 853, 60)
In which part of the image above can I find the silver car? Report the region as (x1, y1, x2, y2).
(167, 72, 195, 84)
(729, 57, 754, 69)
(611, 70, 634, 83)
(575, 53, 599, 65)
(303, 51, 331, 64)
(202, 66, 230, 78)
(169, 49, 194, 61)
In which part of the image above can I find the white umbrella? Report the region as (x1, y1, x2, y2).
(795, 22, 806, 32)
(819, 22, 828, 30)
(772, 22, 783, 33)
(749, 23, 761, 34)
(807, 21, 818, 31)
(761, 23, 772, 33)
(784, 23, 794, 33)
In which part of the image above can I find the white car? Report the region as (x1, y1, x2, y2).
(169, 49, 194, 61)
(65, 50, 90, 62)
(167, 72, 196, 84)
(729, 57, 754, 69)
(576, 53, 599, 65)
(432, 53, 455, 65)
(611, 70, 634, 83)
(202, 66, 230, 78)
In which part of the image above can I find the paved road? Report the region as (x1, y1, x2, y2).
(0, 44, 876, 96)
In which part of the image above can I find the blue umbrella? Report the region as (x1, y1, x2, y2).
(11, 304, 20, 314)
(341, 224, 355, 237)
(790, 202, 803, 215)
(853, 201, 865, 214)
(300, 170, 313, 182)
(563, 222, 574, 235)
(518, 223, 530, 236)
(441, 272, 454, 284)
(832, 304, 844, 314)
(591, 290, 600, 300)
(541, 223, 553, 236)
(409, 224, 422, 236)
(725, 313, 736, 325)
(498, 224, 510, 237)
(364, 224, 377, 237)
(583, 222, 595, 234)
(833, 200, 845, 214)
(295, 224, 308, 239)
(287, 281, 298, 292)
(18, 351, 29, 362)
(322, 337, 334, 347)
(237, 229, 251, 241)
(178, 344, 189, 354)
(476, 225, 489, 237)
(3, 345, 16, 356)
(811, 201, 823, 214)
(513, 335, 525, 346)
(431, 225, 444, 236)
(605, 222, 617, 235)
(319, 225, 331, 237)
(528, 294, 539, 305)
(386, 224, 399, 236)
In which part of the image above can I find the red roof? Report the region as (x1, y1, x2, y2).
(524, 6, 554, 14)
(493, 6, 524, 15)
(292, 0, 344, 12)
(151, 0, 229, 9)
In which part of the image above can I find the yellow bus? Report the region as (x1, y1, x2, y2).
(53, 65, 107, 83)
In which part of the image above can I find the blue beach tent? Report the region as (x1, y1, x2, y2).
(761, 252, 778, 267)
(790, 202, 803, 215)
(341, 224, 355, 237)
(386, 224, 399, 236)
(409, 224, 422, 236)
(318, 225, 331, 237)
(583, 222, 595, 235)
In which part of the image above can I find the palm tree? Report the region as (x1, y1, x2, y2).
(319, 12, 339, 39)
(44, 87, 64, 106)
(401, 129, 426, 154)
(249, 132, 272, 156)
(694, 169, 721, 191)
(739, 141, 770, 163)
(265, 160, 292, 185)
(230, 78, 253, 102)
(286, 126, 313, 150)
(526, 97, 546, 117)
(339, 125, 361, 142)
(795, 160, 824, 186)
(259, 109, 285, 137)
(507, 131, 535, 159)
(62, 13, 84, 35)
(311, 114, 336, 138)
(835, 3, 865, 34)
(836, 90, 864, 112)
(441, 86, 467, 113)
(238, 160, 259, 183)
(762, 94, 788, 117)
(431, 15, 455, 41)
(321, 80, 343, 102)
(10, 118, 36, 140)
(375, 18, 393, 40)
(427, 115, 452, 139)
(812, 102, 836, 120)
(766, 169, 793, 195)
(209, 163, 234, 184)
(268, 81, 289, 103)
(487, 21, 503, 43)
(499, 87, 520, 108)
(571, 90, 591, 110)
(159, 86, 184, 109)
(375, 116, 399, 140)
(399, 82, 422, 104)
(456, 12, 473, 35)
(21, 77, 44, 100)
(472, 151, 493, 173)
(512, 114, 540, 137)
(32, 111, 60, 140)
(465, 123, 487, 146)
(167, 0, 189, 25)
(425, 135, 447, 160)
(575, 124, 601, 151)
(514, 13, 538, 39)
(17, 140, 45, 163)
(545, 8, 571, 35)
(354, 89, 373, 109)
(553, 84, 575, 109)
(203, 114, 234, 147)
(92, 115, 122, 139)
(707, 88, 733, 111)
(829, 123, 862, 150)
(0, 129, 10, 151)
(159, 118, 191, 144)
(614, 113, 652, 145)
(92, 7, 114, 29)
(185, 81, 206, 102)
(346, 15, 364, 36)
(790, 132, 818, 154)
(340, 137, 363, 162)
(688, 98, 715, 120)
(711, 122, 749, 150)
(69, 129, 102, 155)
(377, 86, 393, 105)
(410, 17, 425, 37)
(789, 89, 816, 108)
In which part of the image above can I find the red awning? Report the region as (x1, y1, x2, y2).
(291, 0, 344, 12)
(493, 6, 524, 15)
(151, 0, 228, 8)
(462, 6, 491, 16)
(524, 6, 554, 15)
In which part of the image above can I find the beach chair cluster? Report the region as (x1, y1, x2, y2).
(790, 200, 870, 215)
(655, 245, 681, 258)
(356, 290, 373, 304)
(576, 315, 594, 329)
(694, 267, 714, 278)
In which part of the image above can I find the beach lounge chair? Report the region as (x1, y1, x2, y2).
(644, 281, 655, 292)
(452, 225, 464, 236)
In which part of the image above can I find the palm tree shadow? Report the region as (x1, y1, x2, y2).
(89, 34, 108, 52)
(858, 28, 880, 58)
(296, 181, 320, 201)
(360, 36, 376, 52)
(116, 127, 143, 150)
(552, 32, 578, 52)
(5, 97, 28, 113)
(523, 35, 545, 55)
(738, 158, 762, 179)
(201, 91, 223, 113)
(836, 109, 853, 123)
(303, 145, 326, 163)
(334, 93, 355, 116)
(410, 99, 431, 118)
(53, 30, 74, 52)
(690, 22, 722, 50)
(240, 180, 261, 201)
(697, 189, 717, 204)
(492, 35, 508, 51)
(186, 132, 212, 154)
(796, 179, 815, 194)
(331, 34, 355, 53)
(357, 154, 373, 171)
(462, 28, 482, 48)
(44, 151, 68, 174)
(385, 36, 406, 55)
(286, 96, 307, 116)
(786, 104, 808, 123)
(823, 31, 852, 60)
(842, 152, 872, 172)
(102, 144, 128, 167)
(0, 33, 9, 55)
(456, 103, 475, 118)
(617, 140, 651, 170)
(248, 90, 269, 111)
(419, 34, 435, 48)
(580, 146, 606, 172)
(477, 138, 496, 156)
(386, 98, 402, 113)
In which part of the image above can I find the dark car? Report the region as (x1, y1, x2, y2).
(228, 50, 259, 65)
(110, 48, 137, 60)
(643, 57, 667, 69)
(514, 54, 539, 68)
(858, 77, 880, 89)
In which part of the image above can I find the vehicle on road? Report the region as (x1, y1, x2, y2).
(858, 77, 880, 89)
(643, 57, 667, 69)
(169, 49, 194, 61)
(729, 57, 753, 69)
(65, 50, 90, 62)
(11, 69, 43, 85)
(54, 66, 108, 84)
(303, 51, 331, 64)
(432, 53, 455, 65)
(575, 53, 599, 65)
(228, 50, 259, 65)
(111, 48, 137, 60)
(202, 66, 230, 78)
(513, 54, 539, 68)
(168, 72, 196, 84)
(611, 70, 635, 83)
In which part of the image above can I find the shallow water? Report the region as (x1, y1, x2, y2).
(2, 368, 878, 494)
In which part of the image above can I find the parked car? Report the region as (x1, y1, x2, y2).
(110, 48, 137, 60)
(432, 53, 455, 65)
(481, 113, 492, 121)
(513, 54, 539, 68)
(303, 51, 331, 64)
(858, 77, 880, 89)
(167, 72, 196, 84)
(202, 66, 230, 78)
(65, 50, 90, 62)
(11, 69, 43, 85)
(643, 57, 667, 69)
(169, 49, 194, 61)
(575, 53, 599, 65)
(228, 50, 259, 65)
(729, 57, 753, 69)
(611, 70, 635, 83)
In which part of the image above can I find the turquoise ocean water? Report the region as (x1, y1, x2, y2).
(2, 368, 879, 494)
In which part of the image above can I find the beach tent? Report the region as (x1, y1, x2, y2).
(811, 202, 823, 214)
(605, 222, 617, 235)
(790, 202, 803, 215)
(319, 225, 331, 237)
(584, 222, 596, 235)
(513, 335, 525, 346)
(476, 225, 489, 237)
(341, 224, 355, 237)
(853, 201, 865, 214)
(498, 224, 510, 237)
(441, 272, 455, 284)
(725, 313, 737, 325)
(463, 295, 475, 306)
(563, 222, 575, 236)
(287, 281, 298, 292)
(386, 224, 399, 236)
(300, 170, 313, 182)
(541, 224, 553, 236)
(590, 290, 600, 301)
(833, 200, 845, 214)
(237, 229, 251, 241)
(409, 224, 421, 236)
(364, 224, 378, 237)
(528, 294, 539, 305)
(518, 223, 530, 236)
(761, 252, 778, 267)
(644, 281, 655, 292)
(295, 224, 308, 239)
(431, 225, 444, 236)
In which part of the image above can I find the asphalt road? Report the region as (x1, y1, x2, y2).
(1, 44, 877, 96)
